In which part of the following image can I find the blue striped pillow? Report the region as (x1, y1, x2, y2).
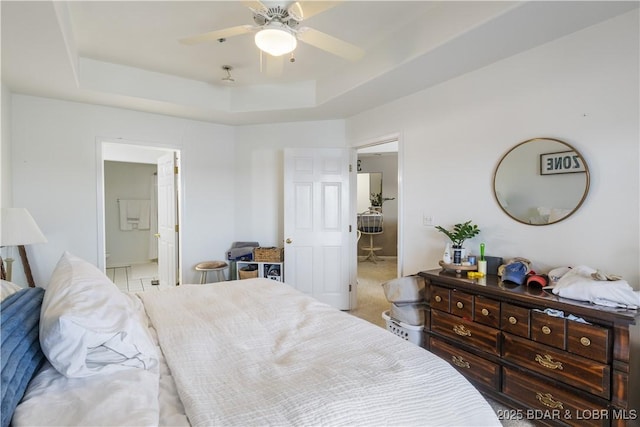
(1, 287, 45, 427)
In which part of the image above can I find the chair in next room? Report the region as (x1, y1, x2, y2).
(358, 210, 384, 263)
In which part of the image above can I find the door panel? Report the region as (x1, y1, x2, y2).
(157, 152, 178, 287)
(284, 148, 352, 309)
(295, 184, 313, 229)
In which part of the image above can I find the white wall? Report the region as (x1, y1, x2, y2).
(1, 84, 11, 208)
(0, 84, 29, 286)
(233, 121, 347, 247)
(10, 96, 236, 285)
(346, 11, 640, 285)
(9, 97, 347, 285)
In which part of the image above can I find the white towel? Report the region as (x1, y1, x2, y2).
(119, 200, 133, 231)
(127, 200, 141, 222)
(119, 200, 151, 231)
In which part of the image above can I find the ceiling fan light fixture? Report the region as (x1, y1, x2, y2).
(254, 23, 297, 57)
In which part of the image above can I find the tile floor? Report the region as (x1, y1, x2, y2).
(106, 262, 161, 293)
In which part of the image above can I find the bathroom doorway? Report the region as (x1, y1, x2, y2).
(97, 140, 181, 290)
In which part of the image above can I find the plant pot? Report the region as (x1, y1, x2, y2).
(452, 246, 466, 264)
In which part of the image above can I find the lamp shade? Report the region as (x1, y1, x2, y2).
(0, 208, 47, 246)
(255, 22, 297, 57)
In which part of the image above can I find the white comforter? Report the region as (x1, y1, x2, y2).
(140, 278, 500, 427)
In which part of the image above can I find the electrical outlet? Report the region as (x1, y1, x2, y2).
(423, 214, 434, 226)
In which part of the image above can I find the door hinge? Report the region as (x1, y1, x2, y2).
(349, 225, 352, 232)
(349, 284, 352, 292)
(349, 164, 352, 172)
(174, 166, 179, 175)
(175, 224, 179, 232)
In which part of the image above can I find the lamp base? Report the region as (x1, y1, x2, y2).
(18, 246, 36, 287)
(0, 249, 35, 287)
(4, 257, 14, 282)
(0, 255, 5, 281)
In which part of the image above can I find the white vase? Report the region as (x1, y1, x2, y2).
(442, 243, 452, 264)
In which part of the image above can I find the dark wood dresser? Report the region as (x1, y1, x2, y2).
(419, 269, 640, 427)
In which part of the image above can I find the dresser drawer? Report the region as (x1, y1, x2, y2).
(430, 285, 450, 312)
(503, 334, 611, 399)
(501, 303, 530, 338)
(450, 289, 473, 319)
(430, 337, 500, 391)
(431, 310, 500, 356)
(503, 367, 608, 427)
(532, 310, 566, 349)
(474, 296, 500, 328)
(567, 321, 610, 364)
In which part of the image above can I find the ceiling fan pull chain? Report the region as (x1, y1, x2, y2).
(259, 50, 263, 73)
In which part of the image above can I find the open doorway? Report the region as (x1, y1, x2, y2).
(349, 138, 400, 327)
(97, 140, 181, 291)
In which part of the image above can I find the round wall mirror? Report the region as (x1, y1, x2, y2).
(493, 138, 590, 225)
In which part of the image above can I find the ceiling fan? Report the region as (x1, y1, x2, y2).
(179, 1, 364, 61)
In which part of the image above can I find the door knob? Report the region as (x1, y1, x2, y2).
(286, 238, 292, 244)
(154, 233, 161, 238)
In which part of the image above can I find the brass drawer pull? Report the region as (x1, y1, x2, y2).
(434, 295, 442, 303)
(535, 354, 563, 370)
(451, 355, 470, 369)
(481, 308, 489, 316)
(536, 392, 564, 409)
(580, 337, 591, 347)
(541, 326, 551, 335)
(456, 301, 464, 309)
(508, 316, 517, 325)
(453, 324, 472, 337)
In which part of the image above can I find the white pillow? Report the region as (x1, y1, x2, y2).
(1, 279, 24, 301)
(40, 252, 158, 378)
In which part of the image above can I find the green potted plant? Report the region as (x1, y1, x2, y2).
(435, 220, 480, 264)
(370, 193, 395, 210)
(370, 193, 382, 207)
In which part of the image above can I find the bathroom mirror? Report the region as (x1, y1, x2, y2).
(493, 138, 589, 225)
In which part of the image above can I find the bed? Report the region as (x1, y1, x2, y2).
(2, 252, 500, 426)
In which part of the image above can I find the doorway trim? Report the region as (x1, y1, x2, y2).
(95, 137, 182, 283)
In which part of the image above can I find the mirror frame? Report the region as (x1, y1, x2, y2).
(493, 138, 590, 226)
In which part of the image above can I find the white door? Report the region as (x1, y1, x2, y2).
(284, 148, 353, 309)
(157, 152, 178, 286)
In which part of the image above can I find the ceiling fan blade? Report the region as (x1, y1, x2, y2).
(288, 1, 342, 21)
(242, 0, 267, 13)
(179, 25, 255, 45)
(297, 27, 364, 61)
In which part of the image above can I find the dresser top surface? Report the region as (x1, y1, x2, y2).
(420, 269, 639, 325)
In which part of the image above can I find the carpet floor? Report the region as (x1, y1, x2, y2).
(348, 256, 396, 328)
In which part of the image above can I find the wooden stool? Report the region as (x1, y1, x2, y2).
(195, 261, 228, 284)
